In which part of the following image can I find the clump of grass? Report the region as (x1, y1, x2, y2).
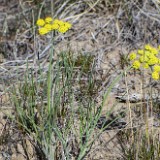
(119, 52, 130, 69)
(74, 53, 94, 73)
(7, 12, 128, 159)
(10, 47, 123, 159)
(118, 128, 160, 160)
(0, 124, 10, 146)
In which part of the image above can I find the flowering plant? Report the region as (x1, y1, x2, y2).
(36, 16, 72, 35)
(129, 44, 160, 80)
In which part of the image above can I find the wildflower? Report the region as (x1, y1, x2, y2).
(158, 45, 160, 50)
(153, 65, 160, 72)
(145, 51, 152, 58)
(53, 19, 60, 24)
(37, 17, 72, 34)
(137, 49, 144, 55)
(129, 52, 136, 61)
(147, 56, 159, 65)
(58, 26, 68, 33)
(44, 24, 52, 31)
(132, 60, 140, 69)
(145, 44, 152, 51)
(64, 22, 72, 29)
(52, 23, 59, 30)
(45, 17, 53, 23)
(142, 63, 149, 69)
(150, 47, 158, 55)
(38, 27, 49, 35)
(57, 20, 64, 26)
(36, 19, 45, 27)
(152, 71, 159, 80)
(139, 56, 149, 63)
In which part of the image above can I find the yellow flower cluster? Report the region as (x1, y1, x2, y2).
(129, 44, 160, 80)
(36, 17, 72, 35)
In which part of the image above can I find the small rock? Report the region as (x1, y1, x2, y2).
(0, 154, 3, 160)
(17, 143, 25, 155)
(11, 144, 16, 154)
(25, 139, 34, 158)
(11, 153, 25, 160)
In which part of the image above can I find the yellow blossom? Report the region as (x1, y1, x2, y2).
(44, 24, 52, 31)
(142, 63, 149, 69)
(147, 52, 155, 59)
(145, 44, 152, 50)
(152, 71, 159, 80)
(129, 44, 160, 80)
(37, 17, 72, 34)
(147, 56, 159, 65)
(132, 60, 140, 69)
(139, 56, 149, 63)
(53, 19, 60, 24)
(52, 23, 59, 30)
(58, 26, 68, 33)
(36, 19, 45, 27)
(153, 65, 160, 72)
(38, 27, 49, 35)
(57, 20, 64, 26)
(129, 52, 136, 61)
(45, 17, 53, 23)
(137, 49, 144, 55)
(64, 22, 72, 29)
(150, 47, 158, 55)
(144, 51, 152, 58)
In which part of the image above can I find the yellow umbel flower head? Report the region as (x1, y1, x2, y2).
(147, 52, 155, 59)
(57, 20, 64, 26)
(150, 47, 158, 55)
(132, 60, 140, 69)
(147, 56, 159, 65)
(152, 71, 159, 80)
(145, 44, 152, 51)
(144, 51, 151, 57)
(153, 65, 160, 72)
(38, 27, 49, 35)
(36, 19, 45, 27)
(52, 23, 59, 30)
(139, 55, 149, 63)
(129, 44, 160, 80)
(45, 17, 53, 23)
(129, 52, 136, 61)
(64, 22, 72, 29)
(58, 26, 68, 33)
(53, 19, 60, 24)
(137, 49, 144, 55)
(142, 63, 149, 69)
(37, 17, 72, 34)
(44, 24, 52, 31)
